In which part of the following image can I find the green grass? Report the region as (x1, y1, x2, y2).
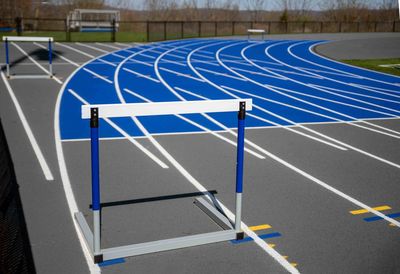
(0, 31, 147, 42)
(342, 58, 400, 77)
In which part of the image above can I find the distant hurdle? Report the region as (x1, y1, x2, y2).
(247, 29, 266, 41)
(75, 99, 252, 263)
(3, 36, 54, 79)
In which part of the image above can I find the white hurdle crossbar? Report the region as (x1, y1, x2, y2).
(3, 36, 54, 78)
(247, 29, 266, 41)
(75, 99, 252, 263)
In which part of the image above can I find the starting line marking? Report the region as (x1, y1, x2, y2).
(350, 205, 392, 215)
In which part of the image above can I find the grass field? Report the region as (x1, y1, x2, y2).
(0, 31, 147, 42)
(343, 58, 400, 76)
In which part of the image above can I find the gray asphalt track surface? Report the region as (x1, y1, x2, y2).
(0, 32, 399, 274)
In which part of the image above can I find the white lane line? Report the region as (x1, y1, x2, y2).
(187, 43, 349, 151)
(159, 67, 205, 82)
(232, 42, 400, 168)
(122, 67, 160, 83)
(185, 45, 348, 151)
(127, 59, 153, 67)
(297, 66, 363, 78)
(176, 86, 347, 151)
(350, 83, 400, 95)
(230, 66, 288, 80)
(188, 42, 400, 229)
(162, 59, 186, 67)
(287, 42, 400, 95)
(62, 117, 400, 143)
(97, 58, 117, 67)
(11, 42, 63, 84)
(266, 66, 323, 79)
(191, 59, 220, 67)
(138, 53, 157, 59)
(115, 40, 298, 274)
(56, 42, 95, 58)
(123, 88, 266, 159)
(154, 40, 272, 159)
(33, 42, 80, 67)
(95, 42, 123, 50)
(1, 72, 54, 181)
(68, 89, 169, 169)
(83, 67, 113, 84)
(310, 84, 400, 104)
(222, 59, 254, 67)
(195, 67, 248, 81)
(76, 42, 126, 59)
(306, 42, 400, 86)
(248, 41, 400, 139)
(275, 86, 400, 138)
(193, 52, 214, 59)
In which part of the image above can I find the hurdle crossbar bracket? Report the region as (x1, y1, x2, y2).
(75, 99, 252, 264)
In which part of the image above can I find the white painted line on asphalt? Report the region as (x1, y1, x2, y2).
(122, 67, 160, 83)
(83, 67, 113, 84)
(159, 67, 205, 82)
(195, 67, 248, 81)
(33, 42, 80, 67)
(310, 84, 400, 104)
(1, 71, 54, 181)
(123, 88, 265, 159)
(95, 42, 123, 50)
(56, 42, 95, 58)
(11, 42, 63, 84)
(116, 41, 299, 274)
(76, 42, 126, 59)
(189, 42, 400, 230)
(97, 58, 117, 67)
(68, 89, 169, 169)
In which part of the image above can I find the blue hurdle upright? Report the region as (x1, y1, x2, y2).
(74, 99, 252, 263)
(2, 36, 54, 79)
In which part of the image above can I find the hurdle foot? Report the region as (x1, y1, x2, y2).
(236, 232, 244, 240)
(94, 254, 103, 264)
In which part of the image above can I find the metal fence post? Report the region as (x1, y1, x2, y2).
(5, 38, 10, 78)
(214, 22, 217, 37)
(232, 21, 235, 36)
(15, 17, 22, 36)
(320, 21, 323, 33)
(198, 21, 201, 37)
(48, 39, 53, 77)
(181, 21, 184, 39)
(90, 108, 102, 263)
(64, 19, 71, 42)
(146, 21, 150, 42)
(235, 102, 246, 239)
(112, 19, 116, 42)
(163, 21, 167, 40)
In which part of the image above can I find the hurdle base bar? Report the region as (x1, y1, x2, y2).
(75, 211, 237, 263)
(7, 74, 54, 80)
(194, 197, 233, 230)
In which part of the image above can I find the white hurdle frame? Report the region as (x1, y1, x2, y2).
(247, 29, 266, 41)
(75, 99, 252, 263)
(3, 36, 54, 79)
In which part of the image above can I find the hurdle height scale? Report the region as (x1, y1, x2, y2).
(3, 36, 54, 79)
(75, 99, 252, 263)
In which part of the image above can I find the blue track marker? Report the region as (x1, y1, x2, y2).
(98, 258, 125, 267)
(230, 232, 282, 244)
(364, 212, 400, 222)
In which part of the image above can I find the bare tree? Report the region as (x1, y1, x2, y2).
(246, 0, 265, 21)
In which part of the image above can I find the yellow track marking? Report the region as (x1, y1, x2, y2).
(350, 205, 391, 215)
(268, 244, 276, 248)
(249, 224, 272, 231)
(291, 263, 298, 267)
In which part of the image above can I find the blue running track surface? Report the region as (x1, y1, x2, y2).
(59, 39, 400, 140)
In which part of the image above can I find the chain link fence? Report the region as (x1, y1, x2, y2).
(0, 17, 399, 43)
(0, 119, 36, 274)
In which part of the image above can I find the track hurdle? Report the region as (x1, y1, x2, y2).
(2, 36, 54, 79)
(75, 99, 252, 263)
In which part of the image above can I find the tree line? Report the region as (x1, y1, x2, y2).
(0, 0, 398, 22)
